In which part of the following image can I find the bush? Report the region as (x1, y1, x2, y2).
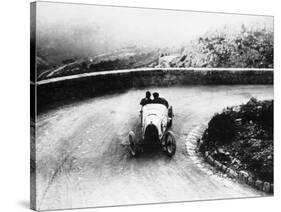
(201, 98, 273, 183)
(172, 25, 273, 68)
(205, 112, 237, 145)
(240, 98, 273, 128)
(261, 100, 273, 127)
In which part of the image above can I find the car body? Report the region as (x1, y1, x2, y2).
(128, 103, 176, 157)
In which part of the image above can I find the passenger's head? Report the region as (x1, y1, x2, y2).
(146, 91, 151, 99)
(153, 92, 159, 99)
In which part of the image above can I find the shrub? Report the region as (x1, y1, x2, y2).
(240, 98, 273, 128)
(201, 98, 273, 183)
(205, 112, 237, 145)
(172, 25, 273, 69)
(260, 100, 273, 127)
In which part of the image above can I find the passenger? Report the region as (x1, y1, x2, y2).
(152, 92, 169, 108)
(140, 91, 152, 106)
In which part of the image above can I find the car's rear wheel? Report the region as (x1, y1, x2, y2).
(128, 131, 137, 156)
(163, 130, 176, 157)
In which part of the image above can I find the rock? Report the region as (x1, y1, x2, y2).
(263, 182, 271, 193)
(227, 168, 238, 178)
(221, 165, 227, 173)
(239, 170, 249, 183)
(240, 170, 249, 177)
(267, 155, 272, 160)
(235, 118, 242, 126)
(255, 180, 263, 190)
(204, 151, 209, 157)
(214, 160, 222, 169)
(218, 148, 225, 154)
(236, 159, 242, 166)
(207, 155, 214, 165)
(233, 106, 241, 112)
(247, 176, 255, 186)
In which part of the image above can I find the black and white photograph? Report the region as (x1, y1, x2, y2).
(30, 1, 273, 211)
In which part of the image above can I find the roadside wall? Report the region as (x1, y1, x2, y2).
(37, 68, 273, 112)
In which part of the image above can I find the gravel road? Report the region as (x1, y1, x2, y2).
(36, 85, 273, 210)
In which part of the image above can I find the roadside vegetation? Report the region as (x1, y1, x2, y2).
(37, 49, 159, 80)
(37, 24, 273, 80)
(165, 25, 273, 69)
(200, 98, 273, 183)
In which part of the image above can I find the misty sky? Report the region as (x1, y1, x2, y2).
(36, 2, 273, 55)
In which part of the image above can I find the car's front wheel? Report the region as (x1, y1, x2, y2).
(163, 130, 176, 157)
(167, 106, 173, 128)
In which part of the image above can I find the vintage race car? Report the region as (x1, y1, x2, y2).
(128, 103, 176, 157)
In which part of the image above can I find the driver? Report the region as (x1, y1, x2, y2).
(152, 92, 169, 108)
(140, 91, 152, 106)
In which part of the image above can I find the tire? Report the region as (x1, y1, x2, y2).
(167, 106, 173, 128)
(168, 106, 173, 117)
(163, 130, 176, 157)
(167, 119, 173, 128)
(128, 131, 137, 156)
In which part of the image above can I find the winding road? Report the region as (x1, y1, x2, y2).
(36, 85, 273, 210)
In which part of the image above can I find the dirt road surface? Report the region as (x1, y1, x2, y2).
(36, 85, 273, 210)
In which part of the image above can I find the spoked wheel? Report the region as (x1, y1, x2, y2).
(128, 131, 138, 156)
(163, 130, 176, 157)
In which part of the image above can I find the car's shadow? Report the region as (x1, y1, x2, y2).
(126, 142, 174, 164)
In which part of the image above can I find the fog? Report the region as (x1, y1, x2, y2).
(36, 2, 273, 59)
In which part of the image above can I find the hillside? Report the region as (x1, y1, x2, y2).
(37, 47, 160, 81)
(161, 25, 273, 69)
(36, 24, 273, 81)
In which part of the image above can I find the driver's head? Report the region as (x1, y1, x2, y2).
(146, 91, 151, 99)
(153, 92, 159, 99)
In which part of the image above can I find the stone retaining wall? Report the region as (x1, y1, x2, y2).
(189, 125, 274, 194)
(36, 68, 273, 112)
(202, 150, 274, 194)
